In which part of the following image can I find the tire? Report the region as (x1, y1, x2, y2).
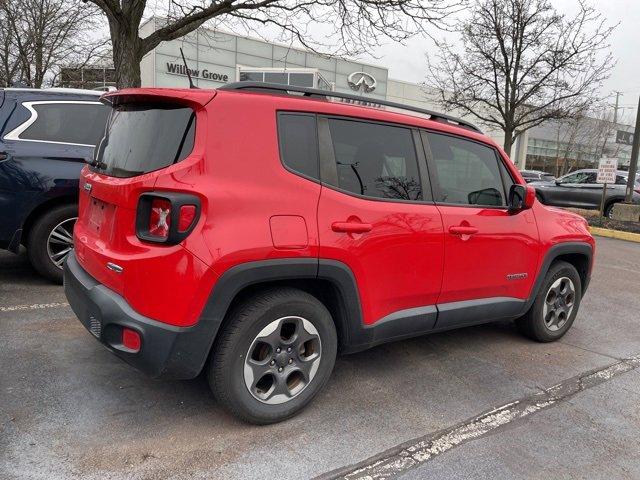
(516, 261, 582, 342)
(27, 204, 77, 284)
(604, 201, 618, 219)
(209, 287, 337, 424)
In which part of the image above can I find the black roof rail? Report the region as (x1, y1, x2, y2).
(218, 81, 482, 133)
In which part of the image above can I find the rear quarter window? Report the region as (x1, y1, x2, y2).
(94, 102, 196, 178)
(277, 113, 319, 180)
(5, 101, 108, 146)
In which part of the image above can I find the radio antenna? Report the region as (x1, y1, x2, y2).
(179, 47, 197, 89)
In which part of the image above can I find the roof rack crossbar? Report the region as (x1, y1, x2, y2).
(218, 82, 482, 133)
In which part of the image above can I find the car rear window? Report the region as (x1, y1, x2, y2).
(93, 102, 195, 178)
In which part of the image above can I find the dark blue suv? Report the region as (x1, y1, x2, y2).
(0, 88, 110, 282)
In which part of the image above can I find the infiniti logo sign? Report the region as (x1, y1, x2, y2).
(347, 71, 376, 93)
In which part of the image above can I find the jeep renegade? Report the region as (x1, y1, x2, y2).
(64, 83, 595, 424)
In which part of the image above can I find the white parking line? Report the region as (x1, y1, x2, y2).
(319, 355, 640, 480)
(0, 302, 69, 312)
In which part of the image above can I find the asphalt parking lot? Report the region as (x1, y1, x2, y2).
(1, 236, 640, 480)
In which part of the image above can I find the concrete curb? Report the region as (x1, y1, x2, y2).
(589, 226, 640, 243)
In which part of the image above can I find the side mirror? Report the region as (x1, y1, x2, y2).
(555, 179, 562, 185)
(508, 184, 536, 211)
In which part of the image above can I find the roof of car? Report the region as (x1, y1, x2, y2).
(219, 81, 483, 133)
(2, 87, 103, 96)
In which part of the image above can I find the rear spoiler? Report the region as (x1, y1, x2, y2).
(101, 88, 217, 108)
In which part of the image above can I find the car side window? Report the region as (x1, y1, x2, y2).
(425, 132, 507, 207)
(326, 118, 423, 201)
(277, 113, 319, 180)
(615, 175, 627, 185)
(17, 102, 109, 146)
(560, 173, 579, 183)
(561, 171, 591, 184)
(583, 172, 597, 184)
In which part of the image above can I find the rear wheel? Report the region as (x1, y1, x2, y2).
(27, 204, 77, 284)
(516, 261, 581, 342)
(209, 287, 337, 424)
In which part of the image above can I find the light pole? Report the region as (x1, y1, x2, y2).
(625, 96, 640, 203)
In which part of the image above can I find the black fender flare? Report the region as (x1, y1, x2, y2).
(181, 258, 364, 377)
(520, 241, 593, 315)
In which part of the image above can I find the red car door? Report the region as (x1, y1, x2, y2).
(317, 117, 444, 333)
(421, 131, 540, 328)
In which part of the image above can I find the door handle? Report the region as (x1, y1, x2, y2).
(331, 221, 373, 234)
(449, 225, 479, 236)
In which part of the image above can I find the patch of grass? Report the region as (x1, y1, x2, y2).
(564, 207, 640, 234)
(587, 216, 640, 234)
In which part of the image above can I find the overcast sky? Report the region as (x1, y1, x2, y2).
(350, 0, 640, 124)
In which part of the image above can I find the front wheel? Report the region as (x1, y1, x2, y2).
(516, 261, 582, 342)
(209, 287, 337, 424)
(604, 201, 619, 219)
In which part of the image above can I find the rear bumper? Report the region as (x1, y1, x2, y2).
(64, 251, 213, 379)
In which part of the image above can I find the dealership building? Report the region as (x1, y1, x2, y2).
(138, 17, 634, 173)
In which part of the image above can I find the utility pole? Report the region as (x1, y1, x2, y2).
(613, 91, 623, 124)
(625, 96, 640, 203)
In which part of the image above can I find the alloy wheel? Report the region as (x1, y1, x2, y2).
(243, 316, 322, 405)
(46, 217, 77, 269)
(542, 277, 575, 331)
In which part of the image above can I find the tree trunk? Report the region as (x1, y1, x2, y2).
(111, 26, 143, 88)
(503, 129, 514, 157)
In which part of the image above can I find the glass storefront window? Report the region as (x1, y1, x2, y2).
(237, 68, 332, 91)
(239, 71, 264, 82)
(289, 73, 314, 87)
(264, 72, 288, 84)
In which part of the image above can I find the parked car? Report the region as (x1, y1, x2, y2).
(520, 169, 556, 183)
(64, 83, 595, 424)
(0, 87, 110, 282)
(531, 168, 640, 217)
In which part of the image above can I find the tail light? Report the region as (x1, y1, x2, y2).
(136, 192, 200, 244)
(149, 198, 172, 239)
(178, 205, 197, 232)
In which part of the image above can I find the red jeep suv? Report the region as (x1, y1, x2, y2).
(64, 83, 594, 424)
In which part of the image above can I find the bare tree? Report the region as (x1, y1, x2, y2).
(0, 0, 109, 88)
(546, 107, 619, 176)
(0, 4, 21, 86)
(83, 0, 461, 88)
(425, 0, 615, 156)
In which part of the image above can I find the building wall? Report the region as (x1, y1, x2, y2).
(524, 118, 634, 175)
(141, 17, 388, 101)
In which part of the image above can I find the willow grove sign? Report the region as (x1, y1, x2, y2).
(166, 62, 229, 82)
